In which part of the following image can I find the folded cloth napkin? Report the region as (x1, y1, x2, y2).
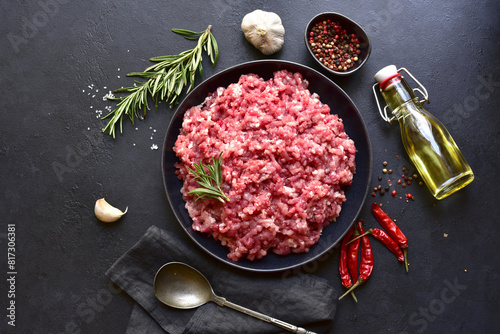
(106, 225, 337, 334)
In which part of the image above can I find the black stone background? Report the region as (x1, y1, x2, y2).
(1, 0, 499, 333)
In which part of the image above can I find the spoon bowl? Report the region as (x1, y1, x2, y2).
(153, 262, 317, 334)
(154, 262, 213, 309)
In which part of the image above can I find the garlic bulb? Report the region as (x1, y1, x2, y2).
(94, 198, 128, 223)
(241, 9, 285, 55)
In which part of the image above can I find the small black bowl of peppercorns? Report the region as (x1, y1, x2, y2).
(305, 12, 371, 76)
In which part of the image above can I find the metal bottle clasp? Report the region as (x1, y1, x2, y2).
(372, 67, 430, 123)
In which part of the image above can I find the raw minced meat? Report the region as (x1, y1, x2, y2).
(174, 70, 356, 261)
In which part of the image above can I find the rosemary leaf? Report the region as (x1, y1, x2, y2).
(172, 28, 205, 36)
(102, 25, 218, 138)
(210, 35, 219, 64)
(187, 152, 229, 203)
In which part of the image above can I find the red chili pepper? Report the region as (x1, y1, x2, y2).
(372, 228, 404, 262)
(339, 221, 374, 300)
(350, 228, 404, 262)
(339, 227, 354, 288)
(347, 224, 361, 282)
(357, 222, 374, 281)
(371, 203, 409, 271)
(339, 226, 358, 302)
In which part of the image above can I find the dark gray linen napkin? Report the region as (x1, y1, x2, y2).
(106, 225, 337, 334)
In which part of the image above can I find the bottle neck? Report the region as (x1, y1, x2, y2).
(380, 76, 420, 118)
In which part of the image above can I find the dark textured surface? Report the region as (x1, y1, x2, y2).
(1, 0, 499, 333)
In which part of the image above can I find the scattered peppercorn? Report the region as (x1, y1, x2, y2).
(369, 161, 420, 201)
(308, 20, 362, 72)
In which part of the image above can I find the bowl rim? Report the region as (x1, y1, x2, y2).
(305, 12, 372, 76)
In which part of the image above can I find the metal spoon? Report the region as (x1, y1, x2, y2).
(153, 262, 317, 334)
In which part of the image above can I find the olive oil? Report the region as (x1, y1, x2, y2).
(374, 66, 474, 200)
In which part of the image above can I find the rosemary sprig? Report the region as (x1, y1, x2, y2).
(188, 152, 230, 203)
(102, 25, 219, 138)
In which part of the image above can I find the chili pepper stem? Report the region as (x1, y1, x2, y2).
(403, 248, 408, 272)
(346, 229, 372, 245)
(339, 278, 365, 300)
(350, 291, 358, 303)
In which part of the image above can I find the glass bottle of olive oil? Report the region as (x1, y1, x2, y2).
(373, 65, 474, 200)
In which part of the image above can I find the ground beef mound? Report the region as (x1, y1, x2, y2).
(174, 70, 356, 261)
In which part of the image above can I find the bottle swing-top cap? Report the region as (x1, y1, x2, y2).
(374, 65, 398, 83)
(372, 65, 430, 123)
(374, 65, 401, 91)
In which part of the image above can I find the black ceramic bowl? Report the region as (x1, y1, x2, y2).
(162, 60, 372, 272)
(305, 12, 371, 76)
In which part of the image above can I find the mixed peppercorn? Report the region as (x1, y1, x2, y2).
(307, 20, 361, 72)
(371, 161, 423, 202)
(339, 204, 409, 301)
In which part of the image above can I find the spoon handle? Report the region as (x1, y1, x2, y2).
(213, 295, 317, 334)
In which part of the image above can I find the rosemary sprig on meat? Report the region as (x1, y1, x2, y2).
(102, 25, 219, 138)
(188, 152, 230, 203)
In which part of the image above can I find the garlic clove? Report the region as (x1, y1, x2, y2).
(94, 198, 128, 223)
